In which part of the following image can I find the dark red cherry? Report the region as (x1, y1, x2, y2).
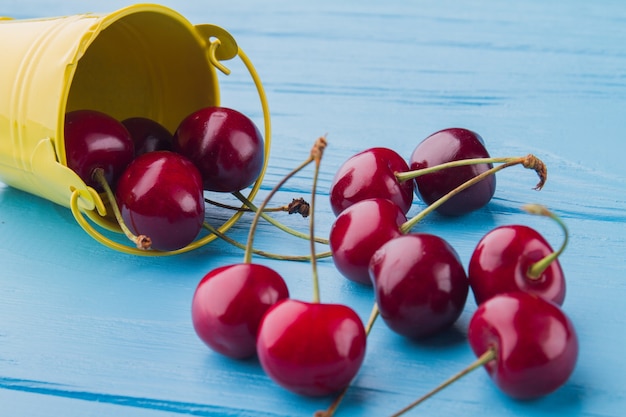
(121, 117, 173, 156)
(468, 292, 578, 399)
(64, 109, 134, 190)
(409, 128, 495, 216)
(329, 147, 414, 216)
(329, 198, 407, 285)
(468, 224, 565, 306)
(256, 299, 367, 397)
(369, 233, 468, 339)
(173, 106, 264, 192)
(115, 151, 205, 251)
(191, 263, 289, 359)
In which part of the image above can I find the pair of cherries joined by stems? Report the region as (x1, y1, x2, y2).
(64, 106, 264, 251)
(192, 137, 368, 397)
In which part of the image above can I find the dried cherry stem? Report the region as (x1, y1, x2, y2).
(522, 204, 569, 279)
(401, 154, 547, 233)
(233, 191, 329, 245)
(394, 156, 533, 183)
(205, 197, 310, 216)
(309, 137, 327, 304)
(91, 168, 152, 250)
(202, 221, 331, 261)
(388, 347, 497, 417)
(243, 136, 327, 265)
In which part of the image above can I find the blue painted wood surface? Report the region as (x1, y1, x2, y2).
(2, 1, 625, 416)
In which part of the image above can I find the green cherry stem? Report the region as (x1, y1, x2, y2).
(388, 347, 497, 417)
(91, 168, 152, 250)
(401, 154, 547, 233)
(233, 191, 329, 245)
(243, 136, 326, 265)
(394, 156, 533, 183)
(309, 137, 327, 304)
(522, 204, 569, 279)
(202, 222, 331, 261)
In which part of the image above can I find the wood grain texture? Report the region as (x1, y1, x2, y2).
(1, 1, 625, 416)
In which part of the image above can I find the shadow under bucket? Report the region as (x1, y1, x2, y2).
(0, 4, 271, 255)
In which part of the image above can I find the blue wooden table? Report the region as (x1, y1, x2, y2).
(2, 1, 625, 416)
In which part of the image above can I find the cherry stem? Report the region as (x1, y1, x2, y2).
(522, 204, 569, 279)
(309, 137, 327, 304)
(364, 303, 380, 336)
(401, 154, 547, 233)
(243, 136, 326, 265)
(91, 168, 152, 250)
(202, 222, 331, 261)
(388, 347, 497, 417)
(232, 191, 329, 245)
(395, 156, 524, 183)
(205, 197, 310, 216)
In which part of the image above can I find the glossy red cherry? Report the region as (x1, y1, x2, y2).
(329, 198, 407, 285)
(468, 221, 566, 306)
(64, 109, 134, 190)
(468, 292, 578, 399)
(191, 263, 289, 359)
(409, 128, 495, 216)
(121, 116, 173, 156)
(173, 106, 264, 192)
(329, 147, 414, 216)
(256, 299, 367, 396)
(469, 225, 565, 305)
(115, 151, 205, 251)
(369, 233, 468, 339)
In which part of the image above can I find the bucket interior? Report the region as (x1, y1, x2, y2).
(66, 9, 218, 136)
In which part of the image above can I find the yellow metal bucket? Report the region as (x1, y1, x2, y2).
(0, 4, 271, 255)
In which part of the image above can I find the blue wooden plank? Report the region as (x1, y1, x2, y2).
(1, 1, 625, 416)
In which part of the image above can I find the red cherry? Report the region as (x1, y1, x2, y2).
(329, 147, 414, 216)
(468, 292, 578, 399)
(329, 198, 407, 285)
(468, 205, 568, 306)
(64, 109, 134, 190)
(191, 263, 289, 359)
(256, 299, 367, 397)
(369, 233, 468, 339)
(173, 106, 264, 192)
(469, 225, 565, 306)
(409, 128, 495, 216)
(115, 151, 205, 251)
(121, 117, 173, 156)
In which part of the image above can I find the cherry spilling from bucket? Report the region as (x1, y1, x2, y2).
(115, 150, 206, 251)
(122, 116, 174, 157)
(64, 109, 134, 191)
(174, 106, 265, 193)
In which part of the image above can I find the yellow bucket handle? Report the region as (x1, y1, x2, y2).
(70, 25, 272, 256)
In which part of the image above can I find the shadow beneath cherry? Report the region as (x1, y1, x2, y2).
(404, 323, 468, 351)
